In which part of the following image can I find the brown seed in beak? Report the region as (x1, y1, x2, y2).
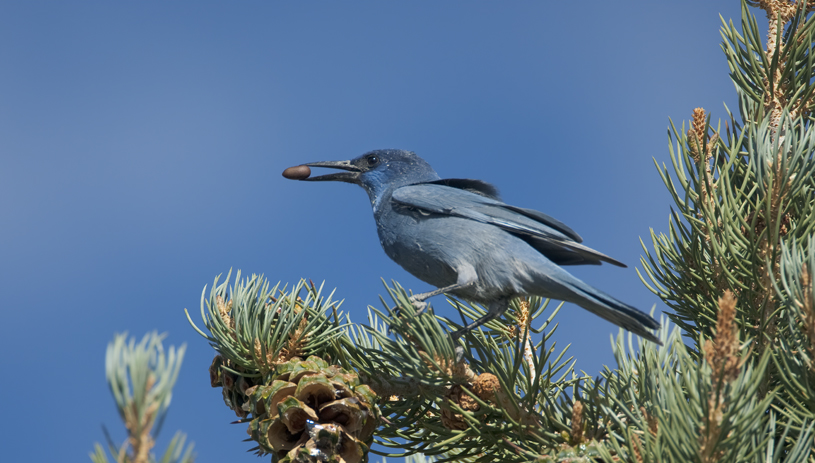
(282, 165, 311, 180)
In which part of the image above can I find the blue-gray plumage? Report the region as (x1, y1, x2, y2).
(291, 149, 660, 346)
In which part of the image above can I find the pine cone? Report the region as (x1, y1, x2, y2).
(214, 355, 378, 463)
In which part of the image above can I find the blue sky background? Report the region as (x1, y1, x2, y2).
(1, 1, 744, 461)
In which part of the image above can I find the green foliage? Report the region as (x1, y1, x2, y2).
(91, 332, 194, 463)
(774, 238, 815, 434)
(601, 327, 813, 462)
(640, 109, 815, 347)
(635, 0, 815, 459)
(723, 1, 815, 119)
(347, 282, 584, 462)
(186, 270, 347, 378)
(186, 273, 381, 463)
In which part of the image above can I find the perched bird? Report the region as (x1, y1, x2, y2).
(286, 149, 660, 346)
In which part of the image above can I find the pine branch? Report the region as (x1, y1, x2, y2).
(90, 332, 195, 463)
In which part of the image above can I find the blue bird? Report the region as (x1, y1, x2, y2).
(289, 149, 660, 346)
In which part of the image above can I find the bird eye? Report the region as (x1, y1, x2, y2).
(367, 155, 379, 166)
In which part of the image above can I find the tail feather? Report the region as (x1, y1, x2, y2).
(565, 281, 661, 345)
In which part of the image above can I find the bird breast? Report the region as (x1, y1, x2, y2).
(376, 206, 536, 302)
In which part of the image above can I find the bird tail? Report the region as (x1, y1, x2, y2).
(563, 280, 662, 345)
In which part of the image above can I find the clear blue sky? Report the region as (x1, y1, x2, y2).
(1, 1, 742, 461)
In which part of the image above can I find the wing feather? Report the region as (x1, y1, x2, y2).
(392, 183, 625, 268)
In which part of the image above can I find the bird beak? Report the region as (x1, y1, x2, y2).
(302, 160, 362, 183)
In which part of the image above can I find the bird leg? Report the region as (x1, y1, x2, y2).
(408, 282, 474, 316)
(450, 298, 510, 361)
(449, 298, 509, 338)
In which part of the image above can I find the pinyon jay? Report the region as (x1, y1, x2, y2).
(285, 149, 660, 345)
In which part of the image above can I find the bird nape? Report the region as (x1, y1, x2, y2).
(284, 149, 661, 356)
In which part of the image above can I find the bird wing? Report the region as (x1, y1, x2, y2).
(392, 182, 626, 267)
(424, 178, 502, 200)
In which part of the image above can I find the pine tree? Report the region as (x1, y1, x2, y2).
(173, 1, 815, 461)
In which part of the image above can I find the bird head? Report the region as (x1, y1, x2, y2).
(299, 149, 440, 202)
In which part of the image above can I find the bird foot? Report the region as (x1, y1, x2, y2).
(388, 296, 429, 335)
(408, 295, 429, 315)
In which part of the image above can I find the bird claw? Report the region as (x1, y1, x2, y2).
(388, 297, 429, 335)
(408, 295, 429, 315)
